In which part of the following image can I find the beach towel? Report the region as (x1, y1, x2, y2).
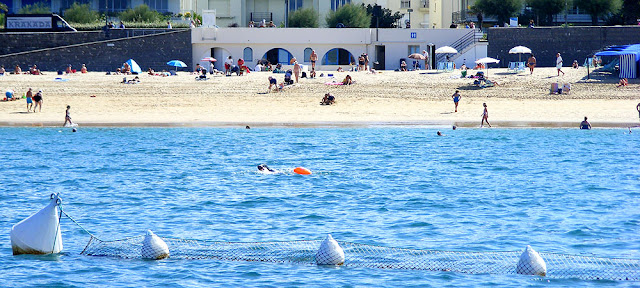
(54, 78, 70, 82)
(325, 82, 343, 85)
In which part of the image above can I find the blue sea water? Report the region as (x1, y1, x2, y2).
(0, 127, 639, 287)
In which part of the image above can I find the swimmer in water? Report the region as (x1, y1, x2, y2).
(580, 117, 591, 130)
(437, 131, 443, 136)
(257, 164, 275, 172)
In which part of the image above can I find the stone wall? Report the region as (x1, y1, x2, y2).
(487, 26, 640, 67)
(0, 29, 191, 72)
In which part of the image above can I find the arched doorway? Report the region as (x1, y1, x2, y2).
(208, 47, 232, 70)
(322, 48, 355, 65)
(262, 48, 294, 65)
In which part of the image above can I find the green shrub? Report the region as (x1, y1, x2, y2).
(325, 3, 370, 28)
(119, 4, 161, 22)
(64, 3, 99, 24)
(18, 2, 51, 14)
(288, 8, 319, 27)
(71, 21, 189, 30)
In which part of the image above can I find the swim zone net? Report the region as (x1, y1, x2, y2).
(81, 235, 640, 281)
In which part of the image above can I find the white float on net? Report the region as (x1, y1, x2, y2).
(10, 194, 64, 255)
(141, 230, 170, 260)
(516, 245, 547, 276)
(315, 234, 345, 266)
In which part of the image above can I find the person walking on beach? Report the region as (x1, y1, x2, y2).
(310, 50, 318, 71)
(293, 61, 301, 83)
(33, 90, 43, 112)
(63, 105, 73, 127)
(527, 54, 536, 74)
(556, 53, 565, 76)
(25, 88, 33, 112)
(452, 90, 461, 112)
(481, 103, 491, 127)
(580, 117, 591, 130)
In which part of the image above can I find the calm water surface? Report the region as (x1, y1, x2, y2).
(1, 127, 638, 287)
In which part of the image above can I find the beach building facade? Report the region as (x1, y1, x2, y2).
(192, 27, 486, 71)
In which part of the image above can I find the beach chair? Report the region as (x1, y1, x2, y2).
(516, 62, 526, 73)
(437, 62, 446, 71)
(445, 62, 455, 72)
(507, 62, 517, 72)
(583, 58, 596, 68)
(170, 70, 177, 76)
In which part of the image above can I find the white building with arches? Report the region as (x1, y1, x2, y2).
(192, 27, 486, 71)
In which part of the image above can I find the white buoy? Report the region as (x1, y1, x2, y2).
(141, 230, 170, 260)
(516, 245, 547, 276)
(315, 234, 345, 265)
(10, 194, 63, 255)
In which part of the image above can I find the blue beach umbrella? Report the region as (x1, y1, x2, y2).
(124, 59, 141, 74)
(167, 60, 187, 71)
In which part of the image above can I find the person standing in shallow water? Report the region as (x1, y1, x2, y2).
(481, 103, 491, 128)
(580, 117, 591, 130)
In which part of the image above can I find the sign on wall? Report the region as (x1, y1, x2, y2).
(6, 17, 52, 29)
(410, 32, 417, 39)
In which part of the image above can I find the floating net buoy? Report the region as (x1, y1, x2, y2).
(293, 167, 312, 175)
(141, 230, 170, 260)
(10, 194, 63, 255)
(517, 245, 547, 276)
(315, 234, 345, 265)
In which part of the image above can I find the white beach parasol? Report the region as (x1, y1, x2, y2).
(509, 46, 532, 62)
(475, 57, 500, 76)
(435, 46, 458, 54)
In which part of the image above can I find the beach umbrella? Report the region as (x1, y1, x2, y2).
(167, 60, 187, 71)
(435, 46, 458, 54)
(509, 46, 532, 62)
(201, 57, 217, 62)
(124, 59, 141, 74)
(475, 57, 500, 76)
(408, 53, 426, 60)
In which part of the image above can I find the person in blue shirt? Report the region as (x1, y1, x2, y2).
(452, 90, 461, 112)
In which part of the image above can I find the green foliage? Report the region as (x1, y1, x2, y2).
(325, 3, 371, 28)
(620, 0, 640, 24)
(364, 4, 403, 28)
(118, 4, 161, 22)
(191, 11, 202, 25)
(0, 3, 8, 13)
(578, 0, 622, 25)
(64, 3, 99, 24)
(526, 0, 569, 25)
(71, 21, 189, 30)
(288, 8, 319, 27)
(18, 2, 51, 14)
(473, 0, 523, 26)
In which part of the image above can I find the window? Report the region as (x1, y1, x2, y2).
(304, 48, 312, 63)
(289, 0, 303, 10)
(322, 48, 354, 65)
(99, 0, 130, 12)
(331, 0, 351, 11)
(408, 45, 420, 55)
(243, 47, 253, 62)
(401, 0, 411, 8)
(144, 0, 168, 12)
(60, 0, 90, 11)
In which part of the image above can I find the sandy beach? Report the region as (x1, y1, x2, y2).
(0, 67, 638, 127)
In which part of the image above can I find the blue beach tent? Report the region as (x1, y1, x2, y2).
(123, 59, 142, 74)
(595, 44, 640, 79)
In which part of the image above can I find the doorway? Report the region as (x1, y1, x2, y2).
(375, 45, 385, 70)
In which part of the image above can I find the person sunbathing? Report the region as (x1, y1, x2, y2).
(66, 65, 72, 74)
(320, 93, 335, 105)
(617, 78, 628, 87)
(80, 64, 87, 73)
(342, 75, 354, 85)
(148, 68, 155, 75)
(400, 61, 407, 71)
(337, 67, 344, 72)
(14, 65, 22, 74)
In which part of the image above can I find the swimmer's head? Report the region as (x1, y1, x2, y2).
(246, 125, 250, 129)
(257, 164, 264, 170)
(437, 131, 442, 136)
(452, 125, 457, 130)
(72, 128, 77, 132)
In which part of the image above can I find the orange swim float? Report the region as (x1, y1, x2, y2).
(293, 167, 312, 175)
